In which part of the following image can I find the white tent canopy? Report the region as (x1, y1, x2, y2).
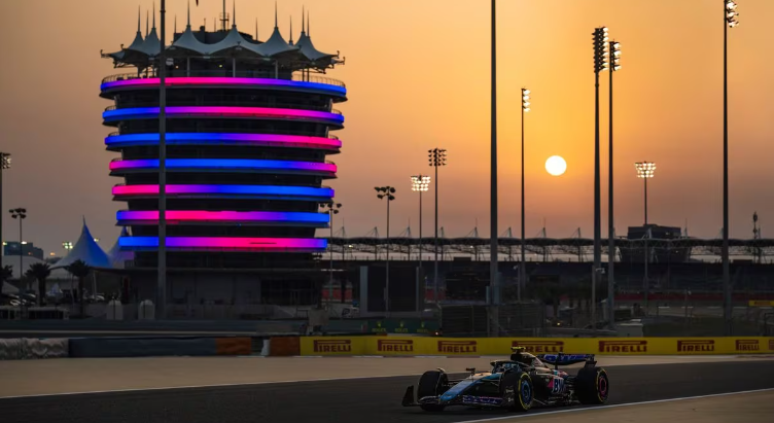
(107, 227, 134, 269)
(51, 219, 111, 270)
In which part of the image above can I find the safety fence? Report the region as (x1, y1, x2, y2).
(0, 336, 283, 360)
(3, 335, 773, 360)
(300, 336, 774, 356)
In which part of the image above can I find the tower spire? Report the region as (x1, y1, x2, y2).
(301, 6, 305, 34)
(152, 1, 156, 29)
(289, 16, 293, 44)
(307, 10, 311, 36)
(146, 10, 149, 36)
(187, 0, 191, 28)
(222, 0, 226, 31)
(137, 6, 141, 33)
(232, 0, 236, 28)
(255, 18, 258, 40)
(274, 1, 278, 28)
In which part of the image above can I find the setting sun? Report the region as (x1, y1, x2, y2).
(545, 156, 567, 176)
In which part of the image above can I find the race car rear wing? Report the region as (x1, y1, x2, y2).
(537, 352, 597, 369)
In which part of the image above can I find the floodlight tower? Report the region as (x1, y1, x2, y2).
(0, 152, 10, 261)
(428, 149, 446, 305)
(607, 40, 621, 327)
(411, 175, 431, 267)
(520, 88, 530, 299)
(592, 26, 609, 316)
(375, 186, 396, 313)
(635, 161, 656, 308)
(723, 0, 739, 334)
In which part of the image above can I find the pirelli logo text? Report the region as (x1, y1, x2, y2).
(511, 340, 564, 353)
(599, 340, 647, 353)
(736, 339, 760, 352)
(313, 339, 352, 353)
(377, 339, 414, 353)
(438, 340, 477, 354)
(677, 339, 715, 353)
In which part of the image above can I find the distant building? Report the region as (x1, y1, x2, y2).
(3, 242, 44, 260)
(621, 224, 690, 264)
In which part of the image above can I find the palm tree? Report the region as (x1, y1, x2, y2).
(66, 260, 90, 317)
(1, 265, 12, 284)
(27, 263, 51, 306)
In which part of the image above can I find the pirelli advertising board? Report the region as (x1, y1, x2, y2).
(300, 336, 774, 356)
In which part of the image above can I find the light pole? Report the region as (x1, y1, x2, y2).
(154, 0, 207, 319)
(723, 0, 739, 335)
(375, 186, 396, 313)
(635, 161, 656, 309)
(428, 149, 446, 306)
(157, 0, 170, 320)
(608, 40, 621, 326)
(63, 241, 73, 254)
(592, 26, 609, 313)
(520, 88, 530, 301)
(0, 153, 10, 261)
(320, 201, 341, 304)
(411, 176, 430, 265)
(9, 208, 26, 285)
(411, 175, 430, 311)
(490, 0, 499, 312)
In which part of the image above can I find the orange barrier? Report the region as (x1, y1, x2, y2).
(215, 337, 252, 355)
(270, 336, 301, 356)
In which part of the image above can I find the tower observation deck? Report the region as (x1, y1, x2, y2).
(100, 6, 346, 306)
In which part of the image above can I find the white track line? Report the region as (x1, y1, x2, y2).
(455, 388, 774, 423)
(0, 376, 385, 400)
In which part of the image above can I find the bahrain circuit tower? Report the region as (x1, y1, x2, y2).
(101, 4, 346, 306)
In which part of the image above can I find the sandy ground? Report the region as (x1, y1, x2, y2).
(0, 355, 768, 398)
(489, 389, 774, 423)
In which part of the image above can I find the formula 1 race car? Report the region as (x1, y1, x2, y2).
(401, 347, 609, 412)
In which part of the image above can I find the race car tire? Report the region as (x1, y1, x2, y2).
(501, 371, 533, 412)
(575, 366, 609, 405)
(417, 370, 448, 412)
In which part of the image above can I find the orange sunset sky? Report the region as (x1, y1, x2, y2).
(0, 0, 772, 255)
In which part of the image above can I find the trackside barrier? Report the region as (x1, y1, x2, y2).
(299, 336, 774, 356)
(0, 338, 69, 360)
(68, 336, 260, 358)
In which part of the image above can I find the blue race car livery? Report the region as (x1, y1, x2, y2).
(401, 347, 609, 412)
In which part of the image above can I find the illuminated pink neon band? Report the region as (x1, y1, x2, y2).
(112, 184, 334, 199)
(101, 77, 347, 97)
(119, 236, 327, 250)
(103, 106, 344, 125)
(117, 210, 329, 225)
(109, 159, 337, 174)
(105, 133, 342, 149)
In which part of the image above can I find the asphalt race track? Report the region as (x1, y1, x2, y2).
(1, 361, 773, 423)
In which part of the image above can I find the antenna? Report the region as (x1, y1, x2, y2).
(232, 0, 237, 28)
(220, 0, 229, 31)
